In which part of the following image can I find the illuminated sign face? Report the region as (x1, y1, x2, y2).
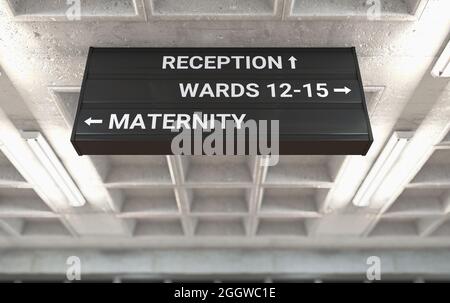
(71, 48, 372, 155)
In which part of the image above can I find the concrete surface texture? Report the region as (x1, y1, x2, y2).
(0, 0, 449, 278)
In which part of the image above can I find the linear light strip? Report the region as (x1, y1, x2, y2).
(353, 131, 413, 207)
(432, 40, 450, 78)
(22, 132, 86, 207)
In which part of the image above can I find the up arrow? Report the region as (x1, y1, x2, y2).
(84, 117, 103, 126)
(288, 56, 298, 69)
(334, 86, 352, 94)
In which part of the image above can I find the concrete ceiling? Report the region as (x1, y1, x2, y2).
(0, 0, 449, 259)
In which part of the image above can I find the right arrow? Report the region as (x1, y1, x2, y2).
(334, 86, 351, 94)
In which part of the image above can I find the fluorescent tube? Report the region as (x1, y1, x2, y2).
(353, 131, 413, 207)
(22, 132, 86, 207)
(431, 40, 450, 78)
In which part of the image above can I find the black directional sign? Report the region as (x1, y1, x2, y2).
(71, 47, 373, 155)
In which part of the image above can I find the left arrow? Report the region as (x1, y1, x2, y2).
(84, 117, 103, 126)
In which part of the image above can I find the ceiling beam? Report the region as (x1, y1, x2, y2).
(1, 248, 450, 279)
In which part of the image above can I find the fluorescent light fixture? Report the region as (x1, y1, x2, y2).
(431, 40, 450, 78)
(22, 131, 86, 207)
(353, 131, 413, 207)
